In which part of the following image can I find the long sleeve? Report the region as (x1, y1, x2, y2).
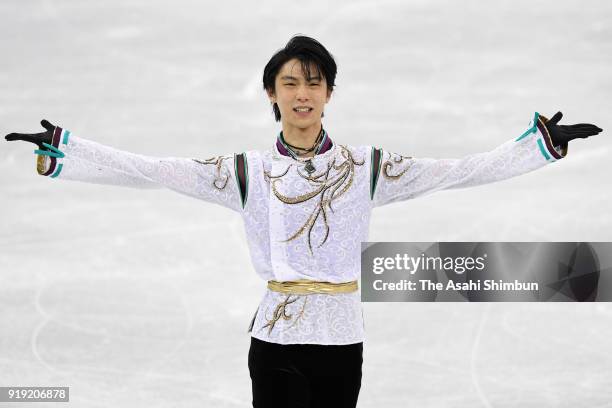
(35, 126, 245, 212)
(370, 112, 568, 208)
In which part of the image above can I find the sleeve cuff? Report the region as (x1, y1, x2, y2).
(536, 113, 568, 160)
(35, 126, 71, 177)
(516, 112, 568, 162)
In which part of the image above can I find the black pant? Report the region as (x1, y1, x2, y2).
(248, 336, 363, 408)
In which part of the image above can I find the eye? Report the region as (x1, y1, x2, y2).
(309, 83, 320, 87)
(285, 83, 295, 87)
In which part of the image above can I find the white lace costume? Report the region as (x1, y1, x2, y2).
(36, 112, 567, 345)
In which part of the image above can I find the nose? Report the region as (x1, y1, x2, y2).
(296, 84, 309, 101)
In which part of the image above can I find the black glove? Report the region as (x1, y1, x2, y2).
(544, 111, 602, 146)
(5, 119, 55, 150)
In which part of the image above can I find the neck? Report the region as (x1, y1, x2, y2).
(281, 121, 323, 158)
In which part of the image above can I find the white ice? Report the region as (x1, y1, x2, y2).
(1, 0, 611, 406)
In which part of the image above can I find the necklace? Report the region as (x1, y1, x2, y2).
(278, 127, 328, 175)
(283, 129, 323, 153)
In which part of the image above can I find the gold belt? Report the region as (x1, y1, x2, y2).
(267, 279, 358, 295)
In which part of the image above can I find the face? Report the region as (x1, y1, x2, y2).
(267, 58, 332, 131)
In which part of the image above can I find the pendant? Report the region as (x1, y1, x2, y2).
(304, 160, 316, 175)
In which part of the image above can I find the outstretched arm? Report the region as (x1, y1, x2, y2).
(5, 120, 247, 212)
(369, 111, 602, 208)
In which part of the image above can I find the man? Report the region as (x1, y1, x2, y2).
(4, 35, 603, 408)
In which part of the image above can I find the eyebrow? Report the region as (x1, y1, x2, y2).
(280, 75, 322, 81)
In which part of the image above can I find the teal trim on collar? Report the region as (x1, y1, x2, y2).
(277, 127, 326, 159)
(62, 130, 71, 145)
(516, 111, 540, 141)
(314, 132, 328, 155)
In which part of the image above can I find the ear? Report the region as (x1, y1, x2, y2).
(325, 88, 332, 103)
(266, 88, 276, 104)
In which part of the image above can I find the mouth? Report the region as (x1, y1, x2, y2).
(293, 107, 313, 117)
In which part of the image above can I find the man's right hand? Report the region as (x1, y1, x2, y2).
(5, 119, 55, 149)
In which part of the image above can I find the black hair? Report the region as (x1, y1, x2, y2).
(262, 35, 337, 122)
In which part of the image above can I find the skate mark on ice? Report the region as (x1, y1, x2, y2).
(470, 303, 493, 408)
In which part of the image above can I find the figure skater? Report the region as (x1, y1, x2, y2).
(5, 35, 603, 408)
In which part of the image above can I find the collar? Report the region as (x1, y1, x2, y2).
(275, 129, 334, 158)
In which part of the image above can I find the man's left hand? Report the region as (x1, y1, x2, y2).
(545, 111, 602, 146)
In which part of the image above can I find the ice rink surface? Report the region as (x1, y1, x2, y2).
(1, 0, 611, 406)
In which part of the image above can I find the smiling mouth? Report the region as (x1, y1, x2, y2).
(293, 107, 313, 112)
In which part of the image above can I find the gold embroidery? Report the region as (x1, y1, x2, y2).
(260, 295, 308, 335)
(285, 296, 307, 330)
(269, 145, 365, 256)
(258, 280, 358, 335)
(264, 165, 291, 183)
(382, 152, 413, 179)
(192, 155, 232, 189)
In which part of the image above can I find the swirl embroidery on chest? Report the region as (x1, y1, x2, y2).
(192, 155, 232, 189)
(382, 152, 413, 179)
(265, 145, 365, 256)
